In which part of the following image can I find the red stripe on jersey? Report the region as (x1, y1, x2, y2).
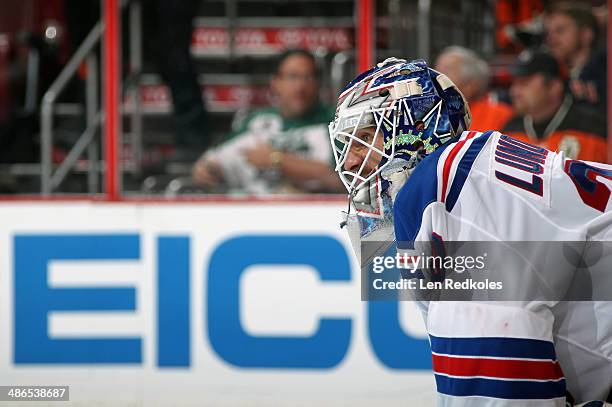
(432, 353, 564, 381)
(440, 131, 477, 203)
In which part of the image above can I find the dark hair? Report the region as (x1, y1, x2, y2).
(275, 49, 319, 78)
(546, 2, 599, 47)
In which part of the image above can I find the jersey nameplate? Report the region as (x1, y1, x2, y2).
(492, 135, 551, 205)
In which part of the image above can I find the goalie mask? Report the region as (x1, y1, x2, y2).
(329, 57, 471, 195)
(330, 58, 471, 261)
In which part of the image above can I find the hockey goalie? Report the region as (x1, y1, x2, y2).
(328, 58, 612, 406)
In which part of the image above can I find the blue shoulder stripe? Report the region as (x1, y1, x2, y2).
(394, 139, 456, 247)
(430, 335, 557, 360)
(435, 375, 566, 400)
(445, 131, 493, 211)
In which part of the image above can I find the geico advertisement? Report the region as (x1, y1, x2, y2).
(0, 202, 435, 406)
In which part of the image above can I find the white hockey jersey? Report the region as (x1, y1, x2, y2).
(393, 130, 612, 406)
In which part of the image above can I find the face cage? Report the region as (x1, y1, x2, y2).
(329, 105, 398, 194)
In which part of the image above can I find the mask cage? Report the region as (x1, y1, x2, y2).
(329, 105, 398, 193)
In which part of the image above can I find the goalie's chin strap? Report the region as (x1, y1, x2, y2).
(339, 194, 352, 229)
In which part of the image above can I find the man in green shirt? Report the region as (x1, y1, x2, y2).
(192, 49, 342, 194)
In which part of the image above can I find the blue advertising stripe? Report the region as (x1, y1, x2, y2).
(445, 131, 493, 212)
(157, 236, 190, 367)
(430, 335, 557, 360)
(49, 287, 136, 311)
(435, 374, 566, 400)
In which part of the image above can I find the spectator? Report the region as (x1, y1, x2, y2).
(192, 49, 342, 194)
(495, 0, 544, 51)
(435, 46, 514, 132)
(66, 0, 209, 162)
(503, 49, 607, 162)
(496, 0, 545, 50)
(545, 2, 606, 111)
(144, 0, 210, 154)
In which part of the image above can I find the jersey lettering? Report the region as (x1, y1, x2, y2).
(494, 136, 549, 197)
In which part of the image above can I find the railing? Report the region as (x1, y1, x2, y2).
(40, 0, 138, 196)
(40, 23, 103, 195)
